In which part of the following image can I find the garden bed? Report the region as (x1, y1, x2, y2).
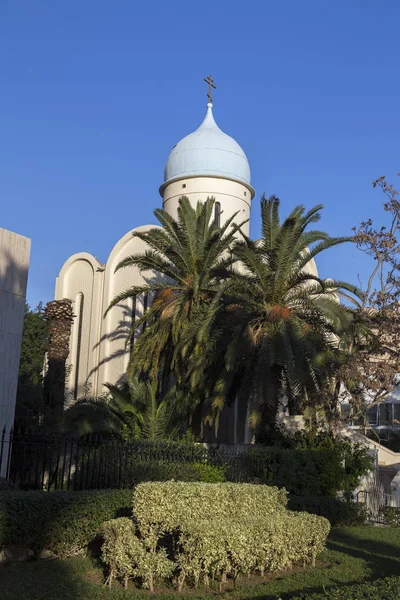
(1, 527, 400, 599)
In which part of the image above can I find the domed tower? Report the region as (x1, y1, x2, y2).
(159, 96, 255, 236)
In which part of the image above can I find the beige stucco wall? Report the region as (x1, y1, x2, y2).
(162, 176, 252, 237)
(55, 252, 104, 401)
(97, 225, 158, 394)
(55, 225, 158, 399)
(0, 228, 30, 473)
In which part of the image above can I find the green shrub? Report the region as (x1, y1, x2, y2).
(116, 459, 200, 486)
(101, 518, 144, 589)
(73, 457, 202, 489)
(125, 460, 225, 485)
(293, 575, 400, 599)
(98, 482, 330, 592)
(63, 435, 370, 496)
(255, 428, 373, 496)
(379, 506, 400, 527)
(192, 462, 226, 482)
(236, 446, 345, 496)
(176, 512, 329, 584)
(0, 489, 132, 557)
(101, 517, 173, 592)
(133, 481, 288, 537)
(288, 495, 367, 526)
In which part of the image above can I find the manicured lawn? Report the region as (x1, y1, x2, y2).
(0, 527, 399, 600)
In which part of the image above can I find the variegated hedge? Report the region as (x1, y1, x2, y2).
(101, 482, 330, 592)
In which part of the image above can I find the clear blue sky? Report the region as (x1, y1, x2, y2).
(1, 0, 399, 308)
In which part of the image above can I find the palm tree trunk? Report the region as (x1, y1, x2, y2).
(43, 299, 74, 424)
(255, 365, 282, 443)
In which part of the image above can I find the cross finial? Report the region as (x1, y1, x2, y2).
(204, 74, 216, 104)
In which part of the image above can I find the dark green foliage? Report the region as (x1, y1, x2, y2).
(63, 375, 181, 441)
(214, 197, 361, 436)
(258, 428, 373, 495)
(0, 489, 132, 557)
(15, 303, 48, 431)
(288, 495, 367, 526)
(65, 439, 355, 495)
(0, 478, 16, 491)
(191, 462, 226, 482)
(293, 576, 400, 599)
(237, 446, 356, 496)
(73, 457, 225, 489)
(5, 433, 369, 495)
(73, 458, 200, 489)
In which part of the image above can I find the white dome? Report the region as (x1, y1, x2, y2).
(163, 103, 251, 188)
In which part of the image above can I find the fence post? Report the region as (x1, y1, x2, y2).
(6, 428, 13, 480)
(0, 427, 6, 478)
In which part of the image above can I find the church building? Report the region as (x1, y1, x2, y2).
(55, 86, 265, 441)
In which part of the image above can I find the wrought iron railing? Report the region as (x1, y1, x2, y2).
(0, 429, 262, 491)
(356, 489, 400, 523)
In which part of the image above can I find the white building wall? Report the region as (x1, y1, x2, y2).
(0, 228, 30, 474)
(55, 227, 158, 400)
(97, 225, 157, 394)
(162, 176, 253, 237)
(55, 253, 104, 400)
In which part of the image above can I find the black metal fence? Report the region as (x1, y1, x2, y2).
(356, 489, 400, 524)
(0, 430, 263, 492)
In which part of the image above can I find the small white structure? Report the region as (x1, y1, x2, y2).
(0, 228, 30, 472)
(55, 101, 255, 421)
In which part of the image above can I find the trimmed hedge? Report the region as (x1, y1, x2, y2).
(133, 481, 288, 536)
(102, 518, 173, 592)
(0, 489, 132, 557)
(100, 482, 330, 592)
(293, 575, 400, 599)
(174, 512, 329, 590)
(288, 495, 367, 526)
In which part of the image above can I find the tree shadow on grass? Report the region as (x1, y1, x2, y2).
(327, 528, 400, 579)
(0, 559, 86, 600)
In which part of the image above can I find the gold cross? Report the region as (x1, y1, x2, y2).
(204, 74, 216, 104)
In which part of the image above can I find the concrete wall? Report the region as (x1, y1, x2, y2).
(0, 228, 30, 474)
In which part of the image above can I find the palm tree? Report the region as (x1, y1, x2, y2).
(62, 374, 179, 441)
(206, 195, 363, 440)
(106, 196, 246, 422)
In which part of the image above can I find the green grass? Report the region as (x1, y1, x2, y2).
(0, 527, 400, 600)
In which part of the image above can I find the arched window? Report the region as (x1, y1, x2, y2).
(74, 293, 84, 400)
(214, 201, 221, 227)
